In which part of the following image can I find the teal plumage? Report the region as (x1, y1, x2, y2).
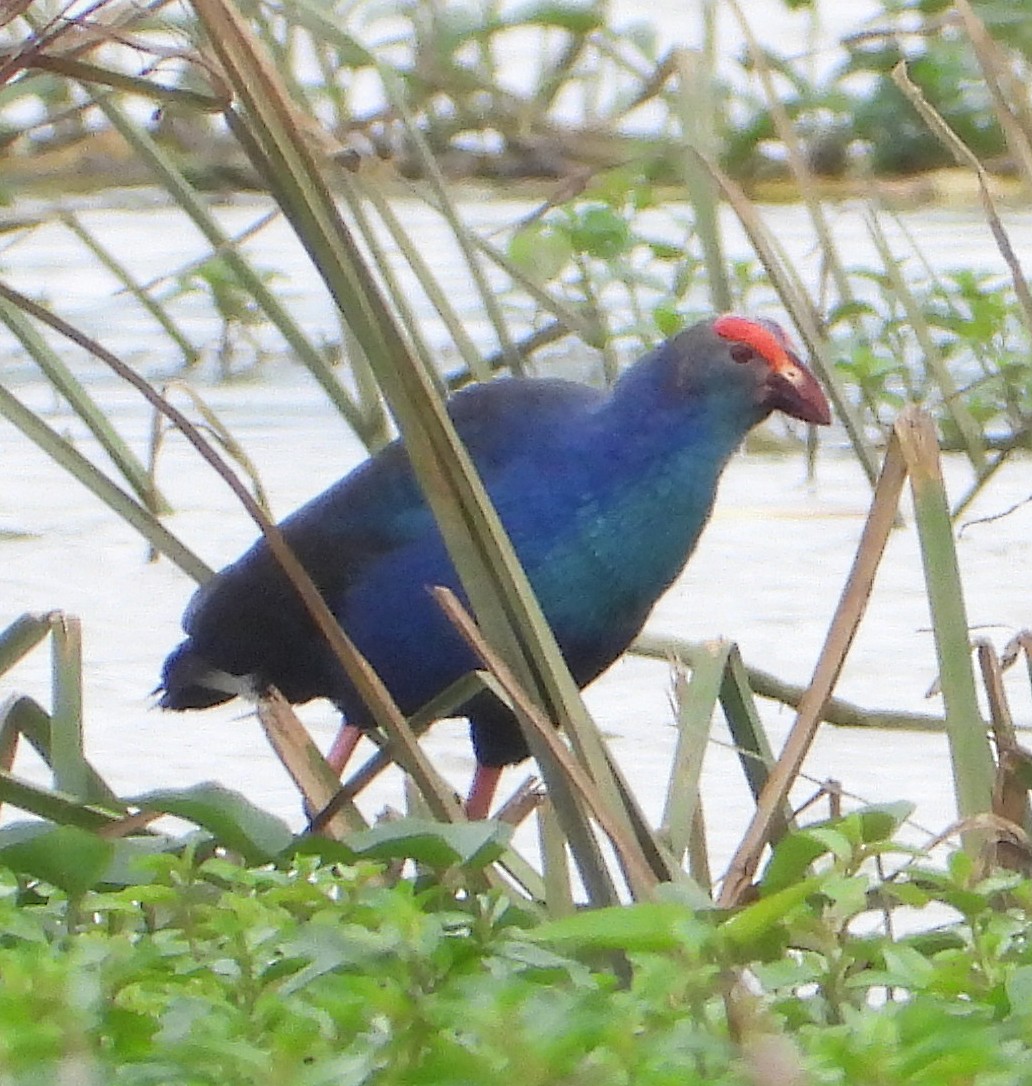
(159, 315, 831, 815)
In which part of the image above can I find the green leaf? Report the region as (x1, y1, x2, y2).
(294, 817, 512, 870)
(100, 835, 186, 887)
(761, 831, 838, 894)
(884, 879, 933, 910)
(507, 225, 572, 286)
(761, 804, 915, 893)
(900, 929, 966, 958)
(502, 2, 603, 33)
(653, 304, 685, 338)
(0, 902, 49, 944)
(648, 240, 683, 261)
(879, 944, 936, 990)
(847, 801, 915, 844)
(821, 872, 870, 919)
(129, 783, 294, 864)
(1005, 965, 1032, 1011)
(495, 939, 594, 982)
(529, 902, 708, 953)
(904, 864, 992, 919)
(717, 877, 822, 958)
(826, 300, 879, 325)
(567, 206, 632, 260)
(0, 822, 113, 896)
(751, 955, 822, 992)
(277, 924, 391, 993)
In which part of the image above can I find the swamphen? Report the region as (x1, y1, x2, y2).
(159, 315, 831, 817)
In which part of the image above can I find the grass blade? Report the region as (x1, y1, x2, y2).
(49, 613, 87, 800)
(672, 48, 730, 313)
(0, 292, 169, 512)
(331, 673, 489, 806)
(434, 586, 654, 901)
(255, 690, 367, 838)
(191, 0, 662, 902)
(661, 641, 728, 866)
(93, 95, 379, 446)
(0, 767, 124, 831)
(0, 372, 212, 583)
(891, 61, 1032, 338)
(977, 641, 1030, 871)
(720, 644, 794, 841)
(355, 181, 492, 382)
(727, 0, 855, 309)
(60, 211, 201, 370)
(633, 632, 949, 732)
(0, 614, 52, 676)
(372, 67, 525, 376)
(862, 206, 987, 473)
(894, 408, 995, 823)
(1, 694, 123, 809)
(691, 149, 880, 489)
(538, 798, 575, 917)
(954, 0, 1032, 198)
(156, 383, 273, 518)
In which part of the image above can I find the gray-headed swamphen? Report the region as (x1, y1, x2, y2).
(159, 314, 832, 817)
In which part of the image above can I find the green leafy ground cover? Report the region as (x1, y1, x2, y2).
(4, 804, 1032, 1084)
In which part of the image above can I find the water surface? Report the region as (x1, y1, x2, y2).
(1, 193, 1030, 881)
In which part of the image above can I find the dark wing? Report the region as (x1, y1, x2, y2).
(178, 433, 422, 684)
(179, 377, 604, 689)
(446, 376, 603, 467)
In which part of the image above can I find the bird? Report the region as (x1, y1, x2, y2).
(158, 314, 831, 818)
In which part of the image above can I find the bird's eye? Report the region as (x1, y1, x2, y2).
(730, 343, 754, 365)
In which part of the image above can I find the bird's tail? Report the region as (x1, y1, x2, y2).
(157, 640, 241, 710)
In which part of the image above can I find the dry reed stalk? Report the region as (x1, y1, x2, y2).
(719, 424, 909, 907)
(891, 61, 1032, 337)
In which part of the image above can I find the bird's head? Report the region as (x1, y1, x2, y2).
(666, 315, 832, 428)
(713, 314, 831, 426)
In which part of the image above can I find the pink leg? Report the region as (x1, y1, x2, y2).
(465, 764, 503, 820)
(326, 721, 364, 776)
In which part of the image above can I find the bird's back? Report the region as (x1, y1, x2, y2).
(160, 377, 608, 712)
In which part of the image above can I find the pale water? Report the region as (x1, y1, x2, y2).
(1, 190, 1030, 886)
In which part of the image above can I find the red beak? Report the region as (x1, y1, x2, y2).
(767, 352, 832, 426)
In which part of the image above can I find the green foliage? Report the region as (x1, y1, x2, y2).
(4, 808, 1032, 1082)
(7, 0, 1024, 191)
(129, 783, 295, 866)
(848, 40, 1005, 176)
(827, 265, 1032, 453)
(164, 256, 280, 376)
(5, 0, 1032, 489)
(729, 5, 1013, 180)
(506, 173, 709, 363)
(0, 823, 115, 898)
(4, 3, 1032, 1072)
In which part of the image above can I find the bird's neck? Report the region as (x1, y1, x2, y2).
(577, 357, 761, 598)
(595, 350, 761, 494)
